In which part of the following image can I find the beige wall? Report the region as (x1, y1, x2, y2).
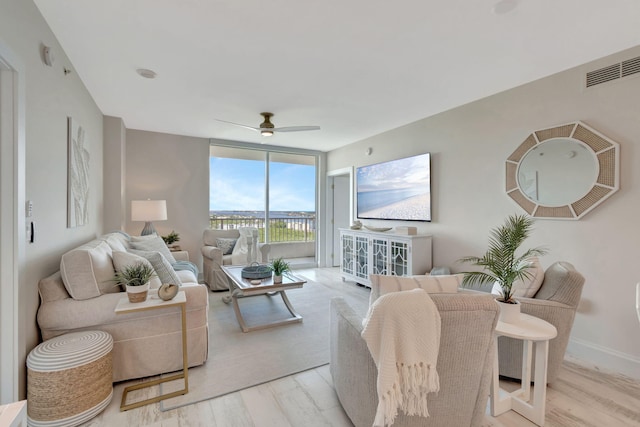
(125, 130, 210, 272)
(328, 46, 640, 378)
(0, 0, 104, 397)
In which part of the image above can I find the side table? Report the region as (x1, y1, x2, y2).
(491, 313, 557, 426)
(115, 291, 188, 411)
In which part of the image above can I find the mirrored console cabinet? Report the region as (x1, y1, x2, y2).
(339, 228, 432, 287)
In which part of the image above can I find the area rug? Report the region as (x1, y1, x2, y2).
(159, 271, 369, 411)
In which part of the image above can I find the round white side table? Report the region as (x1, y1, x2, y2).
(491, 313, 557, 426)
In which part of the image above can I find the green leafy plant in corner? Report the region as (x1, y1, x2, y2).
(114, 262, 156, 287)
(162, 230, 180, 245)
(268, 257, 291, 276)
(458, 214, 547, 304)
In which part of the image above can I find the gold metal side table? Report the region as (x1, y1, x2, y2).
(114, 291, 188, 411)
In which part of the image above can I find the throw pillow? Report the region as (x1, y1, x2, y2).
(128, 249, 182, 287)
(369, 274, 461, 306)
(490, 257, 544, 299)
(130, 235, 177, 264)
(60, 240, 117, 300)
(112, 251, 162, 290)
(215, 237, 237, 255)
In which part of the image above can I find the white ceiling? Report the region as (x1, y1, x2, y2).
(34, 0, 640, 152)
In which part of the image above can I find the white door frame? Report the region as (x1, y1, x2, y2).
(0, 41, 26, 404)
(324, 167, 353, 268)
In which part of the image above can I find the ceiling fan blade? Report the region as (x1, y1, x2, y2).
(272, 126, 321, 133)
(215, 119, 260, 132)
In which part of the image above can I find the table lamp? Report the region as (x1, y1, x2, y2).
(131, 200, 167, 236)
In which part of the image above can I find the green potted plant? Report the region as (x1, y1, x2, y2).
(458, 214, 547, 322)
(162, 230, 181, 251)
(268, 257, 290, 284)
(114, 262, 157, 303)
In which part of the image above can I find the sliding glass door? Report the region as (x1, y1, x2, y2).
(209, 144, 317, 264)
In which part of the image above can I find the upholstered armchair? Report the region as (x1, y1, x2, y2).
(201, 229, 270, 291)
(330, 293, 499, 427)
(497, 261, 585, 385)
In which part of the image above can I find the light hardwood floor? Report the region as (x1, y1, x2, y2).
(80, 268, 640, 427)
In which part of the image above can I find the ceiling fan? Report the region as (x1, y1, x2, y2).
(216, 112, 320, 137)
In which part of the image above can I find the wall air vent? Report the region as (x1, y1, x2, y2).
(622, 56, 640, 78)
(586, 55, 640, 88)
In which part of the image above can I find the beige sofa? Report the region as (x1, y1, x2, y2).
(37, 232, 209, 383)
(330, 292, 499, 427)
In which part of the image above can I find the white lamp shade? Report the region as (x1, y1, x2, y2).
(131, 200, 167, 222)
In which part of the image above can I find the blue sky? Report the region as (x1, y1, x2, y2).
(210, 157, 316, 211)
(357, 153, 430, 193)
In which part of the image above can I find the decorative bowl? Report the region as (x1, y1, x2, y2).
(363, 226, 393, 232)
(241, 264, 272, 279)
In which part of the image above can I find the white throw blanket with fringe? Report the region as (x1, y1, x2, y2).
(361, 288, 441, 427)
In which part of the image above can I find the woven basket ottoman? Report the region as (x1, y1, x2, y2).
(27, 331, 113, 427)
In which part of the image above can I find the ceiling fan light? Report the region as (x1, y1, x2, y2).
(261, 130, 274, 137)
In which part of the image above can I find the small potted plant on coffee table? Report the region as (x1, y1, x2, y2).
(115, 262, 156, 303)
(268, 257, 290, 284)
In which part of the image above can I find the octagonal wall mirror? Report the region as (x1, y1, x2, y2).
(506, 121, 620, 219)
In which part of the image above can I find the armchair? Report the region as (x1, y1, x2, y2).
(497, 261, 585, 385)
(201, 229, 270, 291)
(330, 293, 499, 427)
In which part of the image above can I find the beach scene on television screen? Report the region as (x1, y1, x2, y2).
(357, 153, 431, 221)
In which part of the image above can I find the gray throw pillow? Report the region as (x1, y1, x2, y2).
(128, 249, 182, 286)
(130, 235, 177, 264)
(216, 237, 237, 255)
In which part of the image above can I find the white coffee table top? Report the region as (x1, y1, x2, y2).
(495, 313, 557, 341)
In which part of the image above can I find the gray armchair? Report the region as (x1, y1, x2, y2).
(330, 293, 499, 427)
(497, 261, 585, 385)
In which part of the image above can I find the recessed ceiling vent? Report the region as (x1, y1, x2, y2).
(586, 55, 640, 88)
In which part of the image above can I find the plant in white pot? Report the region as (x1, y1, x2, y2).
(115, 262, 156, 303)
(268, 257, 290, 284)
(458, 214, 547, 323)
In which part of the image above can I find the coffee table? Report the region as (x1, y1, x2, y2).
(221, 265, 306, 332)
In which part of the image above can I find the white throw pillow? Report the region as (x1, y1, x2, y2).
(128, 249, 182, 287)
(130, 235, 176, 264)
(112, 251, 162, 290)
(60, 240, 117, 300)
(490, 257, 544, 298)
(369, 274, 461, 307)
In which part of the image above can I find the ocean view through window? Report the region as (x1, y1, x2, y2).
(210, 145, 317, 245)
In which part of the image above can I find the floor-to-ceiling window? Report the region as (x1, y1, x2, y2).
(209, 144, 318, 262)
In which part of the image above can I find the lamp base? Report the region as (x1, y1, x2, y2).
(140, 222, 157, 236)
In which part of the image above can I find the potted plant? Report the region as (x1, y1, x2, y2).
(115, 262, 156, 303)
(162, 230, 181, 251)
(458, 214, 547, 323)
(268, 257, 291, 284)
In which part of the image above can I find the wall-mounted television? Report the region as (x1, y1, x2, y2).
(356, 153, 431, 222)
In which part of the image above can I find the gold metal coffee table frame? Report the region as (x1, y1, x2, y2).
(114, 291, 188, 411)
(222, 265, 306, 332)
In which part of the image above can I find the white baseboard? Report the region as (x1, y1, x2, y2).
(567, 337, 640, 380)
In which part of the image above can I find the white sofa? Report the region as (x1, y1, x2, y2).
(36, 232, 209, 383)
